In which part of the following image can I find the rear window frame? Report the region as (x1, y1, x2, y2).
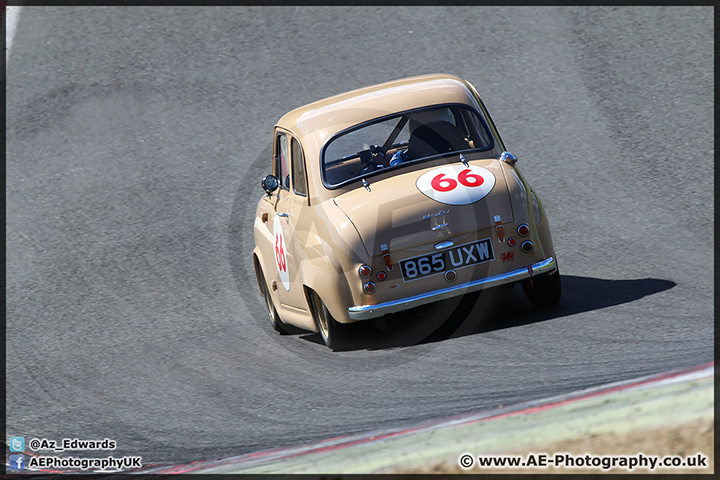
(320, 103, 497, 190)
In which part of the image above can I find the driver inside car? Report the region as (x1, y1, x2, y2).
(390, 108, 455, 167)
(391, 108, 466, 165)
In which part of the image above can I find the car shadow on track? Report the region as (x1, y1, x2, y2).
(435, 275, 677, 341)
(297, 275, 676, 351)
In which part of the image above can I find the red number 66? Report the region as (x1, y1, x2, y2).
(431, 169, 484, 192)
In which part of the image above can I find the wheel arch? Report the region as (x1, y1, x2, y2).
(300, 263, 355, 324)
(252, 248, 265, 294)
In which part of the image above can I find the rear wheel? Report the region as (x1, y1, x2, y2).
(309, 291, 342, 350)
(522, 268, 561, 308)
(259, 269, 287, 334)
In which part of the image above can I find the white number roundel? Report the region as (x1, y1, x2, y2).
(273, 215, 290, 291)
(416, 164, 496, 205)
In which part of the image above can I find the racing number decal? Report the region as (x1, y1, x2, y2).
(273, 215, 290, 291)
(275, 234, 286, 272)
(431, 169, 483, 191)
(416, 164, 496, 205)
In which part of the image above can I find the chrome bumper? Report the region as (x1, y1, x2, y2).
(347, 256, 557, 321)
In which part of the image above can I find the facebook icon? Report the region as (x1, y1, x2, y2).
(9, 454, 25, 470)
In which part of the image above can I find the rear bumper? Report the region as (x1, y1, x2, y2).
(347, 256, 557, 321)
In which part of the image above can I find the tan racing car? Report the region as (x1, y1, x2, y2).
(253, 74, 560, 349)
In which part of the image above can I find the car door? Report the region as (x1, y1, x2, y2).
(268, 129, 309, 310)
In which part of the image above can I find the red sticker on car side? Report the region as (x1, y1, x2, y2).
(273, 215, 290, 291)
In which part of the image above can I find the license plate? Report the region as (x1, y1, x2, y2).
(400, 238, 494, 282)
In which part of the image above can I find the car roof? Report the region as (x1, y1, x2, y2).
(275, 74, 481, 149)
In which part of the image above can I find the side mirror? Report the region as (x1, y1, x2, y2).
(499, 151, 518, 166)
(261, 175, 279, 195)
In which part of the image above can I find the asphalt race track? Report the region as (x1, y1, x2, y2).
(6, 7, 713, 467)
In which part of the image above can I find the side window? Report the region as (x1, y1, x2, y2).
(275, 133, 290, 190)
(291, 137, 307, 196)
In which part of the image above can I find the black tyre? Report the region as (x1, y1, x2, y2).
(309, 291, 342, 350)
(522, 269, 561, 308)
(259, 269, 287, 334)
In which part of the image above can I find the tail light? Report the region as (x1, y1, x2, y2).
(521, 241, 534, 253)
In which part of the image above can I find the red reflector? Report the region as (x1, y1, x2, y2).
(377, 271, 387, 281)
(507, 237, 517, 247)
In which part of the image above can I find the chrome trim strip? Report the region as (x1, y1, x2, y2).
(435, 240, 454, 250)
(348, 257, 556, 321)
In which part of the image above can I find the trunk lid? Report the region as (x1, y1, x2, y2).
(333, 159, 514, 258)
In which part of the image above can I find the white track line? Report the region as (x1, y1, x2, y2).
(6, 5, 22, 62)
